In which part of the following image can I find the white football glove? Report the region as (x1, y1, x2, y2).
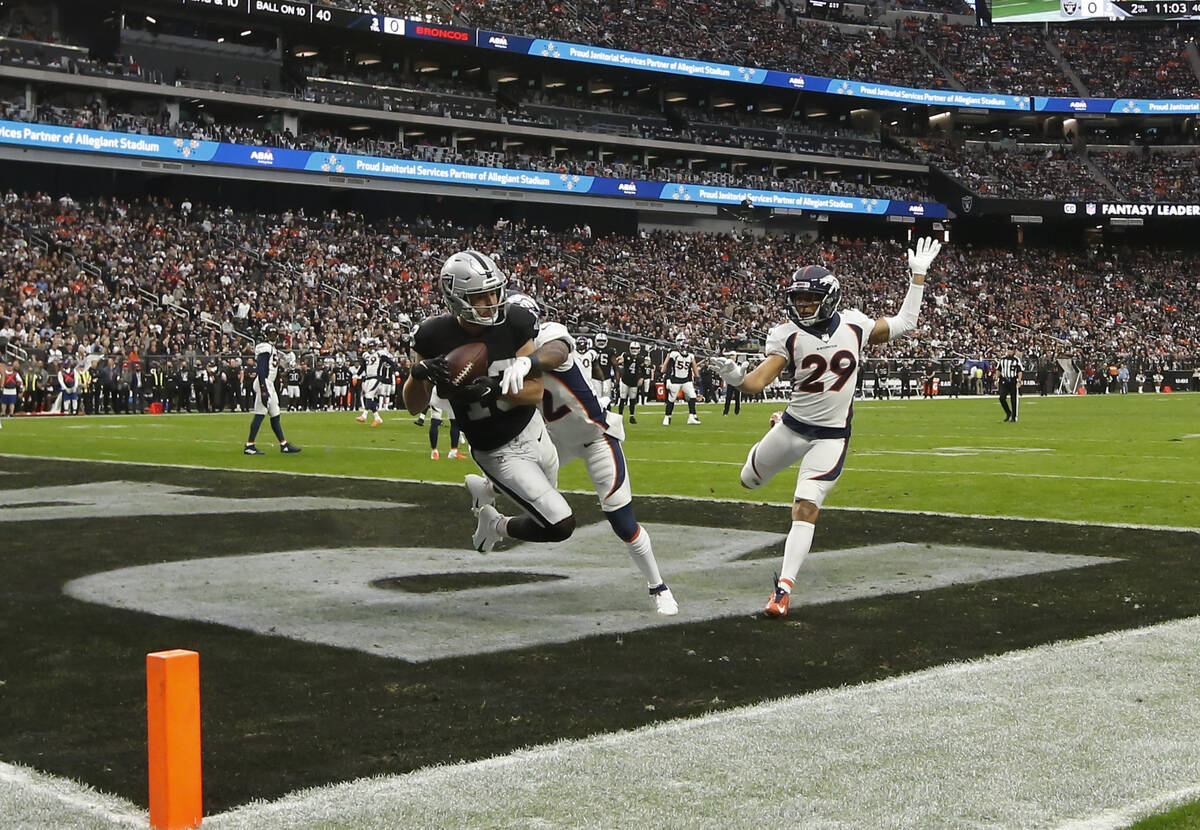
(500, 355, 532, 396)
(907, 237, 943, 277)
(709, 356, 745, 387)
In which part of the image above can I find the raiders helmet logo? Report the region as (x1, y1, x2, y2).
(961, 196, 974, 213)
(1061, 0, 1079, 14)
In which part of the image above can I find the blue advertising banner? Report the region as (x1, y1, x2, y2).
(477, 30, 535, 53)
(0, 120, 947, 218)
(1035, 96, 1200, 114)
(513, 40, 1030, 110)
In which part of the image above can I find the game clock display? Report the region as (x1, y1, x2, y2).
(1109, 0, 1200, 15)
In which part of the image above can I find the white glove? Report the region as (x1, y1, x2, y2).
(709, 356, 745, 387)
(500, 355, 532, 396)
(907, 237, 943, 276)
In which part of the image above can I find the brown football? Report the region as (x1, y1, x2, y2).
(445, 341, 489, 388)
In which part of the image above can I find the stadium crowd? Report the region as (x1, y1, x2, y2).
(2, 192, 1196, 414)
(2, 95, 931, 203)
(5, 2, 1200, 102)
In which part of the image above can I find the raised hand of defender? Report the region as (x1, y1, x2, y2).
(907, 237, 943, 276)
(709, 356, 745, 387)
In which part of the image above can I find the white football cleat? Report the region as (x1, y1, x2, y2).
(662, 415, 671, 426)
(355, 414, 367, 423)
(650, 584, 678, 616)
(472, 504, 504, 553)
(686, 414, 701, 425)
(465, 474, 496, 510)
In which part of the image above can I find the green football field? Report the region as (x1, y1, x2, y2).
(1, 392, 1199, 830)
(1, 393, 1196, 526)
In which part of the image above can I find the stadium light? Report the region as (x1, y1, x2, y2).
(665, 93, 687, 102)
(145, 15, 156, 23)
(497, 75, 519, 83)
(544, 80, 565, 88)
(760, 105, 782, 113)
(240, 29, 252, 37)
(292, 46, 318, 58)
(591, 85, 613, 94)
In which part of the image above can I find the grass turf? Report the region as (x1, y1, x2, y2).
(1, 393, 1197, 526)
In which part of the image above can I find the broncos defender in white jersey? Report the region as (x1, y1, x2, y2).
(710, 237, 942, 617)
(460, 294, 678, 615)
(243, 323, 302, 455)
(661, 335, 701, 425)
(356, 339, 386, 426)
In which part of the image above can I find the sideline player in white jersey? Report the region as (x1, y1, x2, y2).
(463, 295, 678, 615)
(710, 237, 942, 617)
(661, 335, 701, 425)
(243, 323, 302, 455)
(356, 339, 385, 427)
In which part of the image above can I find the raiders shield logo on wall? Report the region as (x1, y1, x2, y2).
(961, 196, 974, 213)
(1061, 0, 1079, 15)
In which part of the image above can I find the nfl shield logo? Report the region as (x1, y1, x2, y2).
(961, 196, 974, 213)
(1062, 0, 1079, 14)
(1085, 203, 1097, 216)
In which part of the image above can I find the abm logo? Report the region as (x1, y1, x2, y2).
(250, 149, 275, 165)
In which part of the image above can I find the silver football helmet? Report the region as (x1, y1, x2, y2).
(440, 250, 508, 326)
(595, 333, 608, 349)
(629, 342, 641, 355)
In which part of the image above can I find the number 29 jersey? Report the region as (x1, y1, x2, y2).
(765, 309, 873, 436)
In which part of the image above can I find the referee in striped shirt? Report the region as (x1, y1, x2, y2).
(998, 349, 1024, 422)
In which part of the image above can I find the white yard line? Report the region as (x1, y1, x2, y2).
(0, 762, 143, 828)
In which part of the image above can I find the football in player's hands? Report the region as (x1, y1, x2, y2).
(445, 342, 489, 388)
(411, 356, 450, 385)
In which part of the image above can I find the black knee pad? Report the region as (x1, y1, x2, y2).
(546, 515, 576, 542)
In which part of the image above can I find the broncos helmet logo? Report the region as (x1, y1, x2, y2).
(784, 265, 841, 328)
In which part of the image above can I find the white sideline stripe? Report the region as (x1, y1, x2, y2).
(0, 762, 143, 827)
(1055, 785, 1200, 830)
(205, 617, 1200, 830)
(2, 452, 1198, 535)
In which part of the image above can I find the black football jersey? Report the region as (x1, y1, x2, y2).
(620, 352, 644, 383)
(412, 306, 538, 451)
(595, 349, 612, 380)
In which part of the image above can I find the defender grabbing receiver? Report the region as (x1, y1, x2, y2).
(709, 236, 941, 617)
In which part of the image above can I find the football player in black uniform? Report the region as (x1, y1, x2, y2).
(403, 250, 575, 551)
(593, 332, 614, 409)
(615, 341, 643, 424)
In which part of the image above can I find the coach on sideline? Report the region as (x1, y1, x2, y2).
(998, 347, 1024, 423)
